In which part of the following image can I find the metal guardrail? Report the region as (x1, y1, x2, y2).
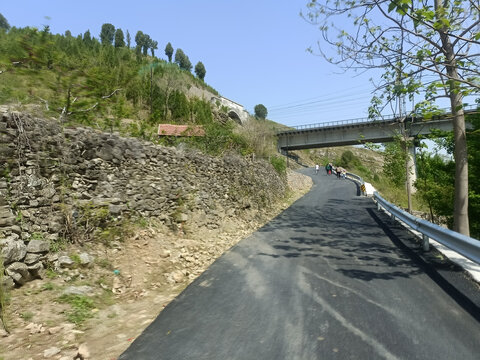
(344, 172, 366, 196)
(276, 104, 479, 134)
(315, 167, 479, 263)
(374, 191, 480, 264)
(346, 172, 363, 183)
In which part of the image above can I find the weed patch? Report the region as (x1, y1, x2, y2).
(58, 294, 95, 325)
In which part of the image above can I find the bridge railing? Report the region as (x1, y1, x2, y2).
(374, 191, 480, 264)
(276, 104, 479, 134)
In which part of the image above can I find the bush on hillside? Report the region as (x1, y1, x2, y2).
(338, 150, 362, 168)
(270, 155, 286, 176)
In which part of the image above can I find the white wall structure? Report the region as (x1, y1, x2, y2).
(211, 96, 249, 124)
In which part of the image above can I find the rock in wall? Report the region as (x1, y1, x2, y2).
(0, 108, 286, 287)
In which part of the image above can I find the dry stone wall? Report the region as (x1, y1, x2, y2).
(0, 108, 286, 287)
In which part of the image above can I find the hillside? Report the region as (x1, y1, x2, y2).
(0, 25, 253, 154)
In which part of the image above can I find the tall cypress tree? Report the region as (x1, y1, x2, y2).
(194, 61, 206, 80)
(126, 30, 131, 48)
(0, 13, 10, 31)
(83, 30, 92, 46)
(174, 48, 192, 71)
(135, 30, 144, 55)
(100, 23, 115, 45)
(165, 42, 173, 62)
(114, 28, 125, 48)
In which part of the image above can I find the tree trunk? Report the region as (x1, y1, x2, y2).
(404, 140, 414, 213)
(435, 0, 470, 236)
(451, 88, 469, 236)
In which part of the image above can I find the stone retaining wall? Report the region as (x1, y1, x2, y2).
(0, 109, 286, 287)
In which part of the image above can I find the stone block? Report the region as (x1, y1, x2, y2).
(28, 262, 46, 279)
(1, 275, 15, 290)
(48, 221, 63, 233)
(10, 225, 21, 235)
(26, 239, 50, 253)
(24, 252, 42, 264)
(78, 252, 94, 267)
(57, 255, 74, 269)
(0, 205, 13, 219)
(109, 204, 126, 216)
(0, 238, 27, 265)
(6, 262, 31, 285)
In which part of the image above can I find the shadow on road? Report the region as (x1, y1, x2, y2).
(254, 180, 480, 322)
(368, 207, 480, 323)
(257, 196, 423, 281)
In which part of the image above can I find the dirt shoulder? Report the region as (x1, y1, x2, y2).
(1, 170, 312, 360)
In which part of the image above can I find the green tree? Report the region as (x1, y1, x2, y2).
(83, 30, 92, 46)
(156, 62, 188, 120)
(467, 112, 480, 238)
(150, 39, 158, 57)
(338, 150, 362, 169)
(142, 34, 151, 56)
(134, 30, 144, 52)
(100, 23, 115, 46)
(194, 61, 206, 80)
(416, 150, 455, 228)
(168, 90, 190, 121)
(383, 141, 407, 188)
(174, 48, 192, 71)
(254, 104, 268, 119)
(126, 30, 131, 48)
(114, 28, 125, 48)
(417, 110, 480, 238)
(165, 42, 173, 62)
(303, 0, 480, 236)
(0, 13, 10, 31)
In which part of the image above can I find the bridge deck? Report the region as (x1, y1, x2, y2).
(276, 108, 477, 150)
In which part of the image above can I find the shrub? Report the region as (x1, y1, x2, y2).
(270, 155, 286, 175)
(338, 150, 361, 168)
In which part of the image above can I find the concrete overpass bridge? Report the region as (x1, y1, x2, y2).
(276, 106, 477, 151)
(210, 96, 250, 125)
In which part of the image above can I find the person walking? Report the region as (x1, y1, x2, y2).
(315, 164, 319, 174)
(326, 163, 332, 175)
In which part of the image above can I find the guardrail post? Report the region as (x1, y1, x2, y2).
(422, 234, 430, 252)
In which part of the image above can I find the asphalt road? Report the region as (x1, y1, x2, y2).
(119, 169, 480, 360)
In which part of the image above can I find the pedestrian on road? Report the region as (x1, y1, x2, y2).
(336, 166, 341, 179)
(315, 164, 319, 174)
(325, 163, 332, 175)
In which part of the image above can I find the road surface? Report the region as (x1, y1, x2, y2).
(120, 169, 480, 360)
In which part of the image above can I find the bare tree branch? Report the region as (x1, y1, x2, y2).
(101, 88, 122, 99)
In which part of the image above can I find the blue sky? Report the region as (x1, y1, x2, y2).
(1, 0, 382, 128)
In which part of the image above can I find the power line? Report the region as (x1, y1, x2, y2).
(268, 84, 374, 111)
(269, 94, 372, 114)
(269, 96, 373, 120)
